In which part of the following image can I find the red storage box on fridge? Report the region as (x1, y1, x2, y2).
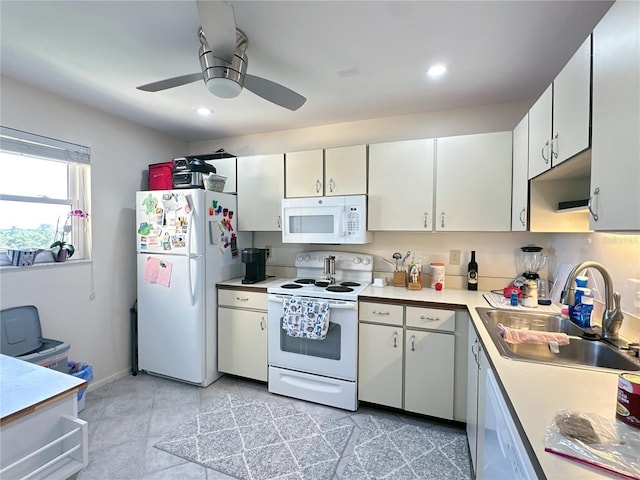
(148, 161, 174, 190)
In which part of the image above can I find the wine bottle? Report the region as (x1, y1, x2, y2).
(467, 250, 478, 291)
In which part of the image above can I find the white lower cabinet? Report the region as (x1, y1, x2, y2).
(467, 323, 488, 477)
(405, 329, 454, 418)
(358, 322, 403, 409)
(358, 301, 459, 420)
(217, 288, 268, 382)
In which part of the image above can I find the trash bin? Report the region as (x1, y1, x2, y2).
(68, 361, 93, 412)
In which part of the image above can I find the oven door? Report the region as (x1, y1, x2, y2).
(267, 294, 357, 381)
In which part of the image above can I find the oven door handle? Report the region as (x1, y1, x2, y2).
(268, 294, 356, 309)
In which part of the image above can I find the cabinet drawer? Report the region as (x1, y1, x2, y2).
(405, 307, 455, 332)
(359, 302, 403, 326)
(218, 289, 267, 310)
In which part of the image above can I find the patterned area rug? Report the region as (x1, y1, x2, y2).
(155, 393, 354, 479)
(155, 393, 470, 479)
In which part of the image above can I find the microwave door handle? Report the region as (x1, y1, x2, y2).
(340, 208, 346, 238)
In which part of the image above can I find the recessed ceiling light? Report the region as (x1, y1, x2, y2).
(196, 107, 213, 116)
(427, 64, 447, 78)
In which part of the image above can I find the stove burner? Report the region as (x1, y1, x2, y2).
(281, 283, 303, 289)
(294, 278, 316, 285)
(314, 280, 330, 287)
(326, 285, 354, 293)
(340, 281, 361, 287)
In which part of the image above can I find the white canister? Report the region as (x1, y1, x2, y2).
(430, 263, 445, 290)
(522, 277, 538, 307)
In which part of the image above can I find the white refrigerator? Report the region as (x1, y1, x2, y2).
(135, 188, 249, 386)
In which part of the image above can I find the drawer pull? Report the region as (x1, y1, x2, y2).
(420, 315, 440, 322)
(372, 310, 390, 315)
(236, 297, 250, 302)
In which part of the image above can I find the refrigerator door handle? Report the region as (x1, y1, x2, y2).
(186, 212, 196, 306)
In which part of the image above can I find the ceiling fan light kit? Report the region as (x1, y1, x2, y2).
(136, 1, 306, 111)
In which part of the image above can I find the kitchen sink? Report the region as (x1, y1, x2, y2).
(476, 308, 640, 371)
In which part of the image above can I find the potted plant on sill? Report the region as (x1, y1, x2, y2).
(50, 209, 89, 262)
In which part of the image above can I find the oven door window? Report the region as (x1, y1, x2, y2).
(279, 320, 341, 360)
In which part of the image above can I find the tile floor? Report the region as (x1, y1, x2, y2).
(77, 373, 472, 480)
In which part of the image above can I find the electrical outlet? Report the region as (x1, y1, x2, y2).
(449, 249, 461, 265)
(265, 245, 271, 258)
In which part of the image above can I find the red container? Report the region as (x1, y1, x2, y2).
(148, 162, 173, 190)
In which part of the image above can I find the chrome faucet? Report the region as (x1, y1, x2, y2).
(560, 261, 624, 341)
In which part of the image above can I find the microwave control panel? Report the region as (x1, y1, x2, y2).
(346, 206, 362, 236)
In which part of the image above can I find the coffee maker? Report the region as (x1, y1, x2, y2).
(241, 248, 267, 284)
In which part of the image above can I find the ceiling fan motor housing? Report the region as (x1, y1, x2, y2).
(199, 29, 249, 98)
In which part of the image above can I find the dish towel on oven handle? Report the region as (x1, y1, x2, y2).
(281, 296, 330, 340)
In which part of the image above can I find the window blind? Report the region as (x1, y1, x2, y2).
(0, 126, 91, 164)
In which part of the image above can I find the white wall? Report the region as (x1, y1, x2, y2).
(0, 76, 186, 386)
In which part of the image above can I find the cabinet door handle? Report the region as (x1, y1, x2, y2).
(588, 187, 600, 222)
(471, 340, 479, 365)
(236, 297, 249, 302)
(372, 310, 390, 316)
(551, 133, 558, 160)
(329, 178, 335, 192)
(393, 331, 398, 348)
(419, 315, 440, 322)
(277, 215, 281, 228)
(315, 179, 322, 193)
(423, 212, 429, 228)
(519, 207, 526, 227)
(541, 140, 550, 164)
(440, 212, 446, 228)
(260, 316, 265, 330)
(410, 334, 416, 352)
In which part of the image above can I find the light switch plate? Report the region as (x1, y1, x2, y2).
(449, 250, 460, 265)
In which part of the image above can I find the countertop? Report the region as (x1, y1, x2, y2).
(217, 276, 283, 292)
(0, 354, 86, 426)
(220, 278, 635, 479)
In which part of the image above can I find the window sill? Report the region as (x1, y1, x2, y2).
(0, 259, 92, 271)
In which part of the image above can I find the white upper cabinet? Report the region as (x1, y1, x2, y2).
(368, 139, 435, 230)
(590, 1, 640, 231)
(436, 132, 512, 231)
(528, 85, 553, 179)
(529, 36, 591, 179)
(205, 156, 237, 193)
(285, 145, 366, 198)
(512, 115, 529, 231)
(324, 145, 367, 196)
(285, 149, 324, 197)
(552, 36, 592, 166)
(237, 153, 285, 231)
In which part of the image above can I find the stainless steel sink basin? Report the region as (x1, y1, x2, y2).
(476, 307, 640, 371)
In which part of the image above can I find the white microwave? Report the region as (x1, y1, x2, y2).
(281, 195, 373, 244)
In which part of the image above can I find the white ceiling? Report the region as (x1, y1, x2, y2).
(1, 1, 614, 142)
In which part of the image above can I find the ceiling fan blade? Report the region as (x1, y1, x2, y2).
(197, 0, 236, 63)
(244, 74, 306, 111)
(137, 73, 203, 92)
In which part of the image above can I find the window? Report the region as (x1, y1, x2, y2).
(0, 126, 91, 263)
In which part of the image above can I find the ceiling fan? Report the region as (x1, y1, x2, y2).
(136, 0, 306, 111)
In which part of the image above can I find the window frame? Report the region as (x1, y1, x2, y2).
(0, 126, 91, 264)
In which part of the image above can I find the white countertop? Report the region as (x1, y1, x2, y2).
(220, 279, 636, 478)
(217, 276, 283, 291)
(0, 354, 86, 425)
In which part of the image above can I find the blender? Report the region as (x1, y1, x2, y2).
(518, 244, 549, 301)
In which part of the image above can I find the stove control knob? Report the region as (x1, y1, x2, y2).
(353, 257, 362, 264)
(304, 255, 311, 262)
(297, 255, 304, 262)
(362, 257, 371, 265)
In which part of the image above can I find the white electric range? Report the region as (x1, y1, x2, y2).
(267, 251, 373, 410)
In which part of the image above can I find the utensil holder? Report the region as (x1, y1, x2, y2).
(393, 271, 407, 287)
(408, 276, 423, 290)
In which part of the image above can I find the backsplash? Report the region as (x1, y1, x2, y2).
(256, 229, 640, 342)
